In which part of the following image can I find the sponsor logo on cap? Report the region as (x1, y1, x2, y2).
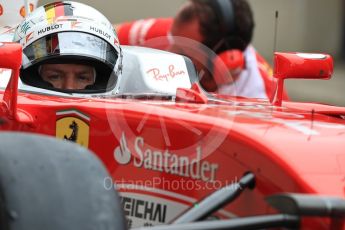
(25, 31, 34, 43)
(71, 21, 82, 29)
(37, 24, 63, 36)
(20, 21, 31, 35)
(20, 4, 34, 18)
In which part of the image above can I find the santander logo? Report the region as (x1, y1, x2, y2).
(146, 64, 186, 81)
(114, 132, 219, 182)
(114, 133, 132, 165)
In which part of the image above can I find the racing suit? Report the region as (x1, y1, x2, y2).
(117, 18, 287, 100)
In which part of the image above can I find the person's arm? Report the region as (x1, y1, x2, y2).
(115, 18, 173, 49)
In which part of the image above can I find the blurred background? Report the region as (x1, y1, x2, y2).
(38, 0, 345, 106)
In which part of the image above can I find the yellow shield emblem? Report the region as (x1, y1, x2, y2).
(56, 117, 89, 148)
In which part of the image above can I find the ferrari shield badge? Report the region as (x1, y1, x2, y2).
(56, 109, 90, 147)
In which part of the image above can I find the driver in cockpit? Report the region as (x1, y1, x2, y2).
(13, 1, 122, 93)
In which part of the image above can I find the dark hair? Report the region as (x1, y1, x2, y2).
(175, 0, 255, 52)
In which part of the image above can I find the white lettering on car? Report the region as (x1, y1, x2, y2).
(146, 65, 186, 81)
(115, 133, 219, 182)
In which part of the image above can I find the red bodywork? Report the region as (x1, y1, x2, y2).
(0, 43, 344, 229)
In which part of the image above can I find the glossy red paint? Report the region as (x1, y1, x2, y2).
(274, 52, 333, 80)
(0, 42, 29, 124)
(273, 52, 333, 106)
(0, 43, 344, 228)
(215, 49, 245, 70)
(176, 83, 208, 103)
(0, 91, 344, 228)
(0, 42, 22, 70)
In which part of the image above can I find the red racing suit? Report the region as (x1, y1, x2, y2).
(117, 18, 287, 100)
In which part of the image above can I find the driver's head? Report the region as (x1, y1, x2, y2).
(171, 0, 254, 55)
(14, 1, 122, 93)
(170, 0, 254, 91)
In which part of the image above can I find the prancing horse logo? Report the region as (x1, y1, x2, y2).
(56, 116, 89, 148)
(64, 120, 78, 142)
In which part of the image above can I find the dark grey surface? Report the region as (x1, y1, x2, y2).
(0, 132, 126, 230)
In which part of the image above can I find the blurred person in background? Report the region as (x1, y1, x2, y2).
(0, 0, 38, 88)
(0, 0, 38, 41)
(116, 0, 288, 100)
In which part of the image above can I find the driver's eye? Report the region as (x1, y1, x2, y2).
(43, 73, 61, 82)
(77, 75, 93, 83)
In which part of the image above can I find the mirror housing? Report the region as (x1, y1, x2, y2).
(274, 52, 333, 80)
(176, 83, 208, 104)
(272, 52, 333, 106)
(0, 42, 32, 124)
(0, 42, 22, 70)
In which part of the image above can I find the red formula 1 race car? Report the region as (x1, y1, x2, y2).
(0, 40, 345, 230)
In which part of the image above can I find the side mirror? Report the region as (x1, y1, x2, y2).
(272, 52, 333, 106)
(0, 42, 22, 70)
(176, 83, 208, 103)
(0, 42, 32, 124)
(274, 52, 333, 80)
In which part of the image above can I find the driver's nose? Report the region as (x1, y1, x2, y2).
(62, 75, 77, 90)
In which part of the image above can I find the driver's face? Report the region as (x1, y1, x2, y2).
(40, 64, 95, 90)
